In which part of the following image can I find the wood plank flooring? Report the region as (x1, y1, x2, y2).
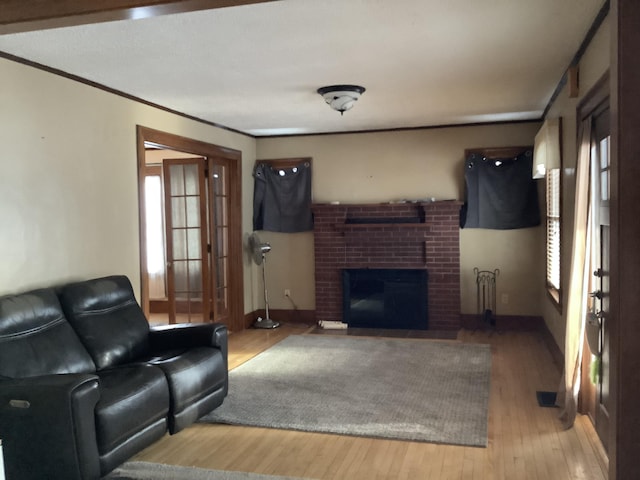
(133, 325, 608, 480)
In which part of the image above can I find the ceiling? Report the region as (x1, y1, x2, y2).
(0, 0, 606, 137)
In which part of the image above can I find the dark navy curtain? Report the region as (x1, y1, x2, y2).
(460, 150, 540, 229)
(253, 162, 313, 232)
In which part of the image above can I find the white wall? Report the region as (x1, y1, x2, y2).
(0, 58, 258, 313)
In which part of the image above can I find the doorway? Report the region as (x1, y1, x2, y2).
(589, 102, 611, 452)
(136, 126, 244, 332)
(578, 76, 610, 452)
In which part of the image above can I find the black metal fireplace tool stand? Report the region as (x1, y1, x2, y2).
(473, 267, 500, 333)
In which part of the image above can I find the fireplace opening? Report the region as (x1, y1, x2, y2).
(342, 269, 428, 330)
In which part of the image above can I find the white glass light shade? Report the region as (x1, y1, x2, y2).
(327, 94, 358, 113)
(317, 85, 366, 114)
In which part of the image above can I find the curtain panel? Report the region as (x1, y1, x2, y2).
(558, 117, 594, 428)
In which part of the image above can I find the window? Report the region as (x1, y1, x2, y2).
(546, 167, 561, 305)
(598, 136, 610, 203)
(144, 173, 167, 299)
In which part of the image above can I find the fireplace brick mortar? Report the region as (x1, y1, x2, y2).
(312, 202, 462, 330)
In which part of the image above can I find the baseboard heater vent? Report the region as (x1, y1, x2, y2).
(536, 391, 558, 408)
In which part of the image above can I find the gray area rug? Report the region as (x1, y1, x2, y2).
(106, 461, 311, 480)
(201, 335, 491, 447)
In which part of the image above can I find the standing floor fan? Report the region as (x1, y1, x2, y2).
(248, 232, 280, 329)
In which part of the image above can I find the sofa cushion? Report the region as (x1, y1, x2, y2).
(146, 346, 226, 432)
(94, 364, 169, 456)
(58, 276, 151, 369)
(0, 288, 95, 378)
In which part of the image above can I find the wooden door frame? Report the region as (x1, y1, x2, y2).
(136, 125, 244, 331)
(610, 1, 640, 478)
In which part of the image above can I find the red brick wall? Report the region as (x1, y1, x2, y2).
(312, 201, 462, 330)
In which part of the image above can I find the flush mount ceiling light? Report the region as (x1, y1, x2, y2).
(317, 84, 366, 115)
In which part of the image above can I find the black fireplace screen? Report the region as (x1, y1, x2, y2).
(342, 269, 428, 330)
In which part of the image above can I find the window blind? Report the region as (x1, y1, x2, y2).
(546, 168, 561, 290)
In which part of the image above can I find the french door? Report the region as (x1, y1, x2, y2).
(162, 156, 232, 324)
(208, 158, 232, 325)
(579, 87, 610, 452)
(163, 158, 210, 323)
(590, 105, 611, 451)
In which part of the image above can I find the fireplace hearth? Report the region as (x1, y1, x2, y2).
(343, 268, 428, 329)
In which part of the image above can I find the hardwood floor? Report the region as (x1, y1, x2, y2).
(134, 324, 608, 480)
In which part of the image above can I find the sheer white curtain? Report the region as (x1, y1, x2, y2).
(558, 118, 593, 428)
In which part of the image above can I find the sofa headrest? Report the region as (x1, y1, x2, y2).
(0, 288, 96, 378)
(58, 276, 151, 370)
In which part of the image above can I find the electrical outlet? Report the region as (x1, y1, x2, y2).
(284, 289, 291, 298)
(501, 293, 509, 304)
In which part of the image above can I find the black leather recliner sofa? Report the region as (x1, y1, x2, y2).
(0, 275, 228, 480)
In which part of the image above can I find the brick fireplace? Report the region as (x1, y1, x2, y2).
(312, 201, 462, 330)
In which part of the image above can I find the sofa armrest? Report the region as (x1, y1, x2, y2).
(0, 374, 101, 480)
(149, 322, 228, 357)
